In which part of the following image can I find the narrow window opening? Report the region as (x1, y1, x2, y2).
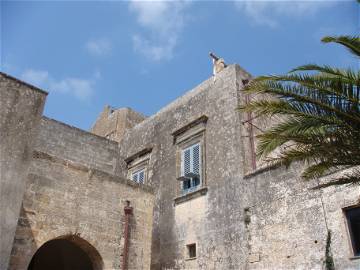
(187, 243, 196, 259)
(345, 207, 360, 256)
(131, 169, 145, 184)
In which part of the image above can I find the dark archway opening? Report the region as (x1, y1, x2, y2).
(28, 239, 94, 270)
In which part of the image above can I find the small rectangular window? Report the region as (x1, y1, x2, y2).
(126, 148, 151, 185)
(132, 169, 145, 184)
(186, 243, 196, 259)
(345, 206, 360, 256)
(181, 143, 201, 193)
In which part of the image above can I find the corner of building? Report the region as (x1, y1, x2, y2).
(0, 72, 47, 270)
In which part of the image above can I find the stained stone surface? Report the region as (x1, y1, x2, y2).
(2, 65, 360, 270)
(0, 73, 47, 270)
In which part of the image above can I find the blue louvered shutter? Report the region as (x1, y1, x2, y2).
(182, 148, 191, 176)
(181, 143, 201, 191)
(181, 144, 201, 176)
(132, 173, 138, 182)
(192, 144, 200, 176)
(138, 170, 145, 184)
(132, 169, 145, 184)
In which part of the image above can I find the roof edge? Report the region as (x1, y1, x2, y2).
(0, 72, 48, 95)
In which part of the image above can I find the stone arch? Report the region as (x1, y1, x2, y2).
(27, 234, 103, 270)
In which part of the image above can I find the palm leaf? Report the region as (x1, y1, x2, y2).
(239, 35, 360, 187)
(321, 36, 360, 57)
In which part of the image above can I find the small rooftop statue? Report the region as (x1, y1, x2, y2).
(209, 52, 227, 76)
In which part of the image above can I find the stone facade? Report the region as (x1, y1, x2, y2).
(0, 73, 47, 270)
(116, 65, 252, 269)
(1, 73, 154, 270)
(1, 63, 360, 270)
(8, 118, 154, 270)
(108, 65, 360, 269)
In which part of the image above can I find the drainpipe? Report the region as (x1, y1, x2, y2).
(122, 200, 133, 270)
(246, 99, 256, 170)
(243, 81, 256, 171)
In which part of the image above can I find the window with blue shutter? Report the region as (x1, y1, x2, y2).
(132, 169, 145, 184)
(181, 143, 201, 193)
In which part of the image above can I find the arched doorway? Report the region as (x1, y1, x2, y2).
(28, 236, 103, 270)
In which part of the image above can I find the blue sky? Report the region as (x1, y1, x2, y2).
(1, 0, 359, 130)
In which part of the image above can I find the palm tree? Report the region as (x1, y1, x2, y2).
(240, 35, 360, 188)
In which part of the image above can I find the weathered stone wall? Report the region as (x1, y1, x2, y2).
(237, 77, 360, 269)
(0, 73, 47, 270)
(91, 106, 146, 143)
(243, 163, 360, 270)
(38, 117, 121, 175)
(116, 64, 360, 270)
(4, 61, 360, 270)
(118, 65, 253, 269)
(8, 117, 154, 270)
(321, 178, 360, 269)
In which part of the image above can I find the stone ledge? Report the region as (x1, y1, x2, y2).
(125, 147, 153, 164)
(171, 115, 208, 138)
(174, 187, 208, 205)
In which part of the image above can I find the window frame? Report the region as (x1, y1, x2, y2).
(180, 142, 202, 194)
(126, 149, 152, 185)
(176, 131, 206, 196)
(131, 168, 146, 184)
(343, 205, 360, 257)
(172, 115, 207, 198)
(186, 243, 197, 260)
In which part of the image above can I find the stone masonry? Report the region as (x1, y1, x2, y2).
(1, 71, 155, 270)
(1, 63, 360, 270)
(0, 73, 47, 270)
(8, 118, 154, 270)
(91, 106, 146, 143)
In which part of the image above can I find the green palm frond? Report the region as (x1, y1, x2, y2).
(244, 80, 360, 125)
(302, 162, 341, 180)
(312, 169, 360, 189)
(321, 36, 360, 57)
(239, 35, 360, 187)
(291, 64, 359, 83)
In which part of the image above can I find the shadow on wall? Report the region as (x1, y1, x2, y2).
(28, 239, 93, 270)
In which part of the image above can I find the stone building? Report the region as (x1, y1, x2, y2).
(0, 73, 154, 270)
(1, 62, 360, 270)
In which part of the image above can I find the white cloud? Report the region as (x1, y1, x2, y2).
(129, 0, 190, 61)
(21, 69, 98, 101)
(50, 78, 94, 100)
(235, 0, 338, 28)
(85, 38, 112, 56)
(133, 34, 178, 61)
